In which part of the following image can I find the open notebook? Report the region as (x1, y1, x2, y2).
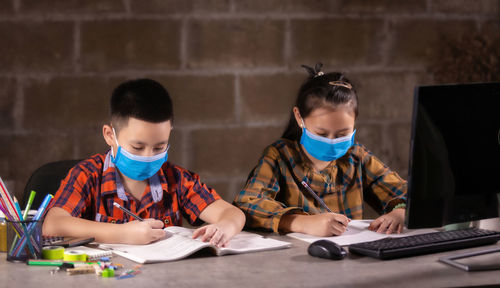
(288, 220, 438, 246)
(99, 226, 292, 264)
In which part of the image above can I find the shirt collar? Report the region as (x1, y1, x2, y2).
(103, 151, 165, 202)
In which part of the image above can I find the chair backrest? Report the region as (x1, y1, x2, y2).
(21, 160, 81, 210)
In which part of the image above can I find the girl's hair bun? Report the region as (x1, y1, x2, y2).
(301, 62, 324, 78)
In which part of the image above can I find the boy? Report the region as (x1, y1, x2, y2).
(43, 79, 245, 246)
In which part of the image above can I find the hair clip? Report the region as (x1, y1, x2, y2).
(329, 81, 352, 89)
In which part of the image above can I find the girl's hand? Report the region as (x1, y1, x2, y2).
(122, 219, 166, 244)
(192, 222, 238, 248)
(368, 209, 405, 234)
(299, 213, 350, 237)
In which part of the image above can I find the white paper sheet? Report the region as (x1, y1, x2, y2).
(287, 220, 438, 246)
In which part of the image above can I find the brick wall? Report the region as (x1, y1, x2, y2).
(0, 0, 498, 203)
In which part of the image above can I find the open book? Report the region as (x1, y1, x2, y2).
(288, 220, 438, 246)
(99, 226, 292, 264)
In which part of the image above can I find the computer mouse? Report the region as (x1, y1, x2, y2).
(308, 240, 347, 260)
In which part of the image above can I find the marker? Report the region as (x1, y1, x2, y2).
(113, 202, 143, 221)
(27, 259, 98, 266)
(14, 197, 36, 255)
(22, 191, 36, 220)
(8, 192, 36, 254)
(301, 181, 349, 230)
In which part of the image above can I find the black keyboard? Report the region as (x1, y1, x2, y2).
(348, 228, 500, 260)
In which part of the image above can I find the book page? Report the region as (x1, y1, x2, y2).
(99, 227, 291, 263)
(287, 220, 438, 246)
(165, 226, 292, 255)
(99, 232, 211, 263)
(218, 235, 292, 255)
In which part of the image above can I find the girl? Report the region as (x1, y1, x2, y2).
(234, 63, 407, 237)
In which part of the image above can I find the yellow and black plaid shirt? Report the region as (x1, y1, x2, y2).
(233, 138, 407, 233)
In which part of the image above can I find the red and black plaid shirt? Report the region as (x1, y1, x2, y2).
(52, 152, 220, 227)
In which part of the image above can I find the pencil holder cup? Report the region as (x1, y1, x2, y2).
(6, 218, 42, 262)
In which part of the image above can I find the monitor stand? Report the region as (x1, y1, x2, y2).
(439, 220, 500, 271)
(443, 221, 472, 231)
(439, 247, 500, 271)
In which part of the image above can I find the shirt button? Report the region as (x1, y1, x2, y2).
(164, 218, 170, 225)
(110, 220, 116, 224)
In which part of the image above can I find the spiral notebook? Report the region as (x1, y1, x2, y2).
(65, 246, 113, 261)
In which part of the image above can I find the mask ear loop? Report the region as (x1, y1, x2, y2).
(111, 127, 120, 158)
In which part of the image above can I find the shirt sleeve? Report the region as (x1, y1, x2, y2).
(359, 145, 407, 214)
(176, 169, 221, 226)
(52, 164, 93, 217)
(233, 145, 306, 233)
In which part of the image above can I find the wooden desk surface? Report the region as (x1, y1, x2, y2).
(1, 235, 499, 288)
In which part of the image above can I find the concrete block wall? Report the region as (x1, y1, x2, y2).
(0, 0, 498, 203)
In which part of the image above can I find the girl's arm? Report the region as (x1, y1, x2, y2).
(279, 213, 349, 236)
(233, 146, 306, 233)
(359, 145, 407, 234)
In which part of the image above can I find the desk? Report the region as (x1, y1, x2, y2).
(1, 235, 499, 288)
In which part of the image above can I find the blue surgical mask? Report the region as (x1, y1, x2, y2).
(111, 128, 169, 181)
(300, 119, 356, 162)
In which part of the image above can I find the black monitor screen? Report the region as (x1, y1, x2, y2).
(406, 82, 500, 229)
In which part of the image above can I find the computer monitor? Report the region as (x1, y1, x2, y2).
(406, 82, 500, 229)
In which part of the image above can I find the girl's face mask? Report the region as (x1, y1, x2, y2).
(111, 128, 169, 181)
(299, 119, 355, 162)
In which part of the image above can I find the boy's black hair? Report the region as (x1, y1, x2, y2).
(110, 78, 173, 129)
(281, 63, 358, 141)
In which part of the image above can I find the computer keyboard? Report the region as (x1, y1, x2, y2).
(348, 228, 500, 260)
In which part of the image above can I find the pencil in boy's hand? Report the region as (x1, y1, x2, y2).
(113, 202, 144, 221)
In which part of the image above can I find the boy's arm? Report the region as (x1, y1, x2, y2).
(43, 207, 165, 244)
(192, 199, 245, 247)
(44, 161, 165, 245)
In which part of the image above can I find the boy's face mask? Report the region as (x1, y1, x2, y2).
(111, 128, 169, 181)
(299, 119, 355, 162)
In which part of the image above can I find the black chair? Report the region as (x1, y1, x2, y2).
(21, 160, 81, 210)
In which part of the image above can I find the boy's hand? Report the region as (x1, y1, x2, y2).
(195, 199, 245, 248)
(192, 222, 237, 248)
(368, 208, 405, 234)
(298, 213, 350, 237)
(122, 219, 166, 244)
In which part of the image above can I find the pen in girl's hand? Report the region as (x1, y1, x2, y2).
(300, 181, 349, 230)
